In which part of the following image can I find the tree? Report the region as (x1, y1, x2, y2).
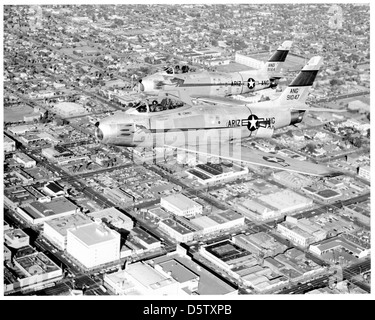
(305, 143, 317, 154)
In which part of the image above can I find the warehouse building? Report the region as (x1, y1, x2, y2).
(17, 197, 79, 225)
(161, 193, 202, 218)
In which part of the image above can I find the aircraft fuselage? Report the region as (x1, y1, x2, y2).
(142, 70, 277, 97)
(96, 101, 303, 148)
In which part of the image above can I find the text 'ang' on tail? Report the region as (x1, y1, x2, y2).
(265, 40, 293, 76)
(276, 55, 323, 106)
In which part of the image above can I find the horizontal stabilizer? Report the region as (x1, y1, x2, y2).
(291, 107, 347, 113)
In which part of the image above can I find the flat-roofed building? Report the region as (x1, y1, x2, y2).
(233, 198, 277, 221)
(43, 213, 92, 250)
(190, 210, 245, 236)
(43, 181, 65, 197)
(199, 240, 288, 293)
(277, 216, 327, 247)
(258, 190, 313, 215)
(344, 203, 370, 225)
(158, 218, 196, 243)
(232, 232, 288, 257)
(161, 193, 202, 218)
(315, 189, 341, 202)
(103, 262, 183, 296)
(309, 236, 370, 259)
(4, 252, 63, 295)
(53, 102, 88, 118)
(7, 124, 35, 136)
(191, 216, 221, 235)
(88, 207, 133, 231)
(130, 227, 161, 250)
(154, 259, 200, 293)
(17, 197, 79, 225)
(235, 52, 264, 69)
(4, 228, 30, 249)
(151, 252, 238, 295)
(358, 165, 370, 181)
(13, 152, 36, 168)
(66, 221, 120, 269)
(4, 134, 16, 152)
(187, 163, 248, 185)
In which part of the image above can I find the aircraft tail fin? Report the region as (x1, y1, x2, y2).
(264, 40, 293, 76)
(276, 55, 323, 106)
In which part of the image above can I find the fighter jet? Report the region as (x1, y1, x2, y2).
(95, 56, 343, 177)
(138, 41, 293, 98)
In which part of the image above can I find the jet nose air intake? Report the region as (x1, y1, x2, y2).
(95, 125, 104, 141)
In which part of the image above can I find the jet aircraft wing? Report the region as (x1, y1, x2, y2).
(187, 95, 250, 107)
(164, 143, 342, 177)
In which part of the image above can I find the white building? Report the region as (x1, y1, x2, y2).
(277, 217, 327, 247)
(161, 194, 202, 217)
(13, 152, 36, 168)
(43, 213, 92, 250)
(4, 135, 16, 152)
(7, 125, 36, 136)
(235, 52, 264, 69)
(4, 229, 30, 249)
(52, 102, 88, 118)
(103, 262, 184, 296)
(358, 166, 370, 181)
(309, 236, 370, 259)
(66, 220, 120, 269)
(190, 210, 245, 236)
(258, 190, 313, 215)
(158, 218, 196, 243)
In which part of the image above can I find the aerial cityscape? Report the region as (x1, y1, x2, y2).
(2, 3, 371, 299)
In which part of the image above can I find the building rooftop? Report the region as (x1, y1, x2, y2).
(152, 253, 237, 295)
(259, 190, 312, 211)
(4, 228, 29, 241)
(190, 216, 218, 230)
(88, 207, 133, 226)
(316, 189, 341, 199)
(125, 262, 175, 289)
(312, 236, 365, 255)
(161, 193, 201, 211)
(15, 252, 60, 277)
(68, 222, 120, 246)
(44, 181, 64, 194)
(157, 259, 199, 283)
(160, 218, 195, 235)
(217, 210, 244, 222)
(24, 197, 78, 219)
(4, 134, 15, 143)
(44, 213, 92, 236)
(131, 227, 160, 245)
